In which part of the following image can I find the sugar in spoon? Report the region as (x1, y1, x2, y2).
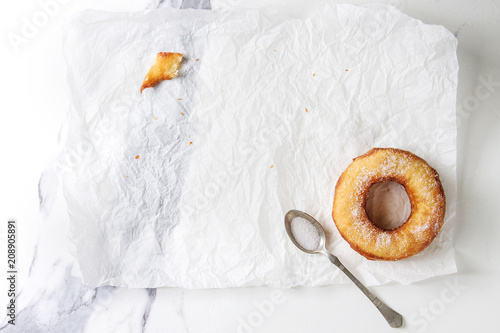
(284, 209, 404, 328)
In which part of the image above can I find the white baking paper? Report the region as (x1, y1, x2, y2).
(60, 3, 458, 288)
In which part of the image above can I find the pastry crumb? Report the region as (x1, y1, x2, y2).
(140, 52, 183, 93)
(152, 115, 157, 120)
(135, 155, 140, 160)
(270, 165, 274, 168)
(305, 108, 308, 112)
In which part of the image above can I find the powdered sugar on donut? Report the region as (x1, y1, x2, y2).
(332, 148, 446, 260)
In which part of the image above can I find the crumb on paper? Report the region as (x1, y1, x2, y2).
(152, 115, 158, 120)
(313, 73, 316, 76)
(195, 58, 199, 61)
(270, 165, 274, 168)
(345, 69, 349, 71)
(135, 155, 140, 160)
(140, 52, 183, 93)
(305, 108, 308, 112)
(274, 49, 276, 52)
(178, 98, 182, 100)
(189, 141, 193, 145)
(181, 112, 184, 116)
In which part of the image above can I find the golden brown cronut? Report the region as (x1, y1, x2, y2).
(332, 148, 446, 261)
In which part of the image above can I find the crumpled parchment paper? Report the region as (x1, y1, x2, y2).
(61, 3, 458, 288)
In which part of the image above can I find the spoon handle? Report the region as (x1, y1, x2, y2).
(325, 252, 404, 328)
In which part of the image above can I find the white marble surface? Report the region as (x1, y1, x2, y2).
(0, 0, 499, 332)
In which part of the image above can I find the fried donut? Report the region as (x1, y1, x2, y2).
(332, 148, 445, 261)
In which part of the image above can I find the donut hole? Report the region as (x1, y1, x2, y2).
(365, 181, 411, 230)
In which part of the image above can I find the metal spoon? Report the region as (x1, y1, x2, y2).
(284, 209, 404, 328)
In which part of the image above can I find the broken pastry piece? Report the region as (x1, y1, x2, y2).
(140, 52, 183, 93)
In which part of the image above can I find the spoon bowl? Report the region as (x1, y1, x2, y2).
(284, 210, 326, 254)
